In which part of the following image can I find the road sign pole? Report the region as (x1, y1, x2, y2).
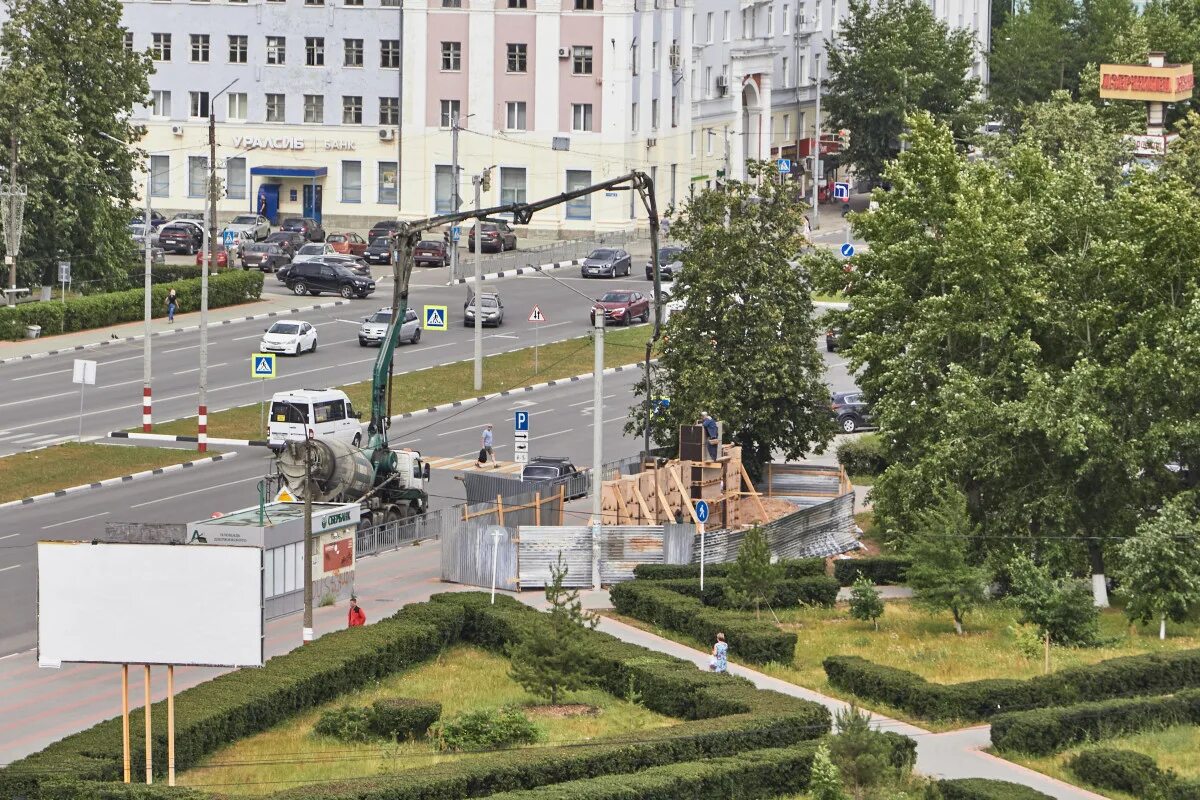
(700, 522, 706, 591)
(473, 175, 483, 392)
(591, 313, 604, 591)
(534, 318, 539, 374)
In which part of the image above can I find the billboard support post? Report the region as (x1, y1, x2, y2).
(143, 665, 152, 784)
(168, 665, 176, 786)
(121, 665, 130, 784)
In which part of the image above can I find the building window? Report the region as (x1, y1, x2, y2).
(707, 129, 714, 155)
(440, 99, 460, 128)
(651, 41, 658, 65)
(266, 36, 286, 65)
(442, 0, 461, 5)
(265, 93, 285, 122)
(631, 101, 638, 133)
(671, 96, 678, 127)
(304, 0, 324, 5)
(631, 43, 639, 75)
(705, 66, 712, 96)
(565, 170, 591, 219)
(434, 165, 454, 213)
(378, 162, 397, 204)
(706, 12, 714, 42)
(723, 10, 731, 40)
(150, 90, 171, 117)
(189, 90, 210, 118)
(150, 155, 170, 198)
(799, 54, 807, 85)
(379, 96, 399, 125)
(767, 3, 774, 35)
(380, 39, 400, 68)
(572, 45, 592, 75)
(574, 0, 594, 8)
(188, 156, 207, 198)
(344, 0, 363, 5)
(781, 56, 789, 88)
(505, 101, 526, 131)
(123, 32, 133, 51)
(650, 98, 658, 129)
(342, 160, 362, 203)
(151, 33, 171, 61)
(499, 167, 526, 205)
(344, 38, 363, 67)
(342, 95, 362, 124)
(305, 37, 324, 66)
(571, 103, 592, 132)
(742, 7, 755, 37)
(690, 131, 696, 157)
(226, 157, 246, 200)
(508, 0, 527, 6)
(303, 94, 324, 123)
(190, 34, 209, 62)
(227, 92, 247, 120)
(506, 43, 527, 73)
(782, 113, 791, 141)
(441, 41, 461, 71)
(228, 35, 247, 63)
(783, 3, 791, 33)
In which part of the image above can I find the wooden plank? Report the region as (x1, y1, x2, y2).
(739, 460, 770, 523)
(496, 494, 505, 526)
(632, 485, 653, 523)
(535, 491, 541, 526)
(670, 468, 702, 525)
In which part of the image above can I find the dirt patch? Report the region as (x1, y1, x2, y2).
(738, 496, 802, 525)
(524, 704, 600, 718)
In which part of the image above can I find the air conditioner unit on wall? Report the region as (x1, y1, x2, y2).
(558, 47, 570, 59)
(170, 125, 184, 136)
(379, 128, 395, 141)
(715, 75, 728, 95)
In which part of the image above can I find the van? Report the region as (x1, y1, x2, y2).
(267, 389, 362, 450)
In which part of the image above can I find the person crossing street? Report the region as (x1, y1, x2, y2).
(477, 423, 498, 468)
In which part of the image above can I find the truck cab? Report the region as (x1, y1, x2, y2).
(268, 389, 362, 451)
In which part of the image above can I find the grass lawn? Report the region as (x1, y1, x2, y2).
(178, 645, 674, 795)
(152, 326, 654, 441)
(1009, 724, 1200, 800)
(0, 443, 218, 504)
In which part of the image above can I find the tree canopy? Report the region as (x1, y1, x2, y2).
(1115, 496, 1200, 638)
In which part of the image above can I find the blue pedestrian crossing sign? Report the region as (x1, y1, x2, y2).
(423, 305, 448, 331)
(450, 226, 462, 242)
(251, 352, 276, 379)
(514, 410, 530, 431)
(695, 500, 710, 524)
(776, 158, 792, 174)
(222, 229, 237, 248)
(840, 243, 855, 258)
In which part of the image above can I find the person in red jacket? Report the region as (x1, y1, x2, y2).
(348, 596, 366, 628)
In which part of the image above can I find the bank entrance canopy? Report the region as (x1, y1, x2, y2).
(250, 166, 329, 179)
(249, 166, 328, 220)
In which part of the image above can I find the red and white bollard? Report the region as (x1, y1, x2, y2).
(198, 404, 207, 453)
(142, 387, 152, 432)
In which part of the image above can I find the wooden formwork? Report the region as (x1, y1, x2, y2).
(599, 445, 770, 528)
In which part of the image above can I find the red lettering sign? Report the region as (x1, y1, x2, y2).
(1101, 73, 1173, 93)
(1177, 73, 1195, 93)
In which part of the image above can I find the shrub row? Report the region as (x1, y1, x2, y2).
(314, 698, 442, 743)
(931, 778, 1054, 800)
(631, 558, 826, 581)
(1066, 748, 1200, 800)
(609, 581, 798, 665)
(650, 575, 840, 609)
(824, 647, 1200, 722)
(990, 689, 1200, 755)
(832, 556, 910, 586)
(0, 271, 263, 340)
(835, 433, 889, 477)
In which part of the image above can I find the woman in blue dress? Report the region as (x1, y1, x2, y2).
(709, 632, 728, 673)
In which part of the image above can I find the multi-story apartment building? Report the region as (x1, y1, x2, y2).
(690, 0, 989, 189)
(118, 0, 693, 233)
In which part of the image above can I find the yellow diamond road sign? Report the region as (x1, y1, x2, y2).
(251, 353, 276, 379)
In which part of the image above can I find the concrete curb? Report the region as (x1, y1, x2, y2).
(449, 259, 580, 286)
(109, 360, 651, 447)
(0, 300, 352, 366)
(0, 452, 235, 510)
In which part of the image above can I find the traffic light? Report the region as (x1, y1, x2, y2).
(443, 229, 451, 248)
(480, 168, 492, 192)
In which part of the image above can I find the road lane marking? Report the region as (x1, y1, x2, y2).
(0, 565, 20, 573)
(174, 363, 227, 375)
(529, 428, 573, 440)
(11, 368, 72, 382)
(130, 475, 262, 508)
(0, 533, 19, 541)
(42, 512, 109, 530)
(0, 391, 74, 409)
(162, 344, 200, 353)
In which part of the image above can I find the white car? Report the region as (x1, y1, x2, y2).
(292, 243, 338, 264)
(223, 214, 270, 241)
(259, 320, 318, 355)
(359, 307, 421, 347)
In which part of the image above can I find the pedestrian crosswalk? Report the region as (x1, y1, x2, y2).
(423, 455, 524, 475)
(0, 431, 76, 451)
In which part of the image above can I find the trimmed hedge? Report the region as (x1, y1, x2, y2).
(631, 558, 826, 581)
(833, 556, 910, 586)
(836, 433, 889, 477)
(609, 581, 798, 665)
(651, 576, 840, 609)
(369, 698, 441, 741)
(1066, 748, 1162, 796)
(824, 647, 1200, 722)
(933, 778, 1054, 799)
(0, 271, 262, 340)
(990, 689, 1200, 755)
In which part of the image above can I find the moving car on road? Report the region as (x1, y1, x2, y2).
(359, 306, 421, 347)
(464, 291, 504, 327)
(831, 391, 874, 434)
(591, 290, 650, 326)
(644, 246, 685, 281)
(414, 240, 450, 267)
(365, 237, 392, 265)
(328, 232, 368, 256)
(292, 242, 339, 264)
(286, 261, 376, 299)
(281, 216, 325, 242)
(520, 457, 586, 499)
(157, 223, 203, 255)
(260, 319, 318, 355)
(223, 214, 270, 242)
(582, 248, 633, 278)
(467, 221, 517, 253)
(241, 242, 291, 272)
(268, 388, 361, 449)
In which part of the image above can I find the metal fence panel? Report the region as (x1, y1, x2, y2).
(598, 525, 670, 584)
(440, 522, 518, 590)
(663, 522, 696, 564)
(762, 463, 845, 501)
(688, 493, 857, 563)
(356, 506, 452, 559)
(518, 526, 593, 588)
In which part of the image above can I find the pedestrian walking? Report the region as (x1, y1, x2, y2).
(700, 411, 720, 461)
(165, 289, 178, 324)
(708, 632, 728, 673)
(477, 423, 497, 468)
(347, 596, 366, 628)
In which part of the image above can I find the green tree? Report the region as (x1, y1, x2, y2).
(830, 705, 910, 795)
(988, 0, 1076, 120)
(508, 555, 599, 704)
(726, 526, 780, 618)
(0, 0, 150, 291)
(823, 0, 981, 182)
(810, 741, 849, 800)
(848, 575, 885, 631)
(1115, 497, 1200, 639)
(1142, 0, 1200, 72)
(1162, 110, 1200, 191)
(1008, 554, 1100, 646)
(906, 488, 988, 635)
(624, 161, 834, 477)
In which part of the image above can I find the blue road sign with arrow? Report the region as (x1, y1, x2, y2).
(695, 500, 710, 524)
(840, 243, 855, 258)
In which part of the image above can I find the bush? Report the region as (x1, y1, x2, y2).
(0, 300, 66, 339)
(990, 689, 1200, 754)
(632, 558, 826, 581)
(824, 647, 1200, 722)
(651, 576, 839, 610)
(1065, 748, 1163, 796)
(313, 706, 375, 742)
(836, 433, 889, 477)
(369, 698, 441, 741)
(833, 556, 911, 586)
(848, 576, 885, 630)
(931, 778, 1054, 799)
(432, 707, 541, 752)
(1008, 554, 1100, 647)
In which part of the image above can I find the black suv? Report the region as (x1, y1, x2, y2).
(157, 223, 203, 255)
(369, 219, 402, 241)
(286, 261, 376, 299)
(831, 392, 874, 434)
(281, 217, 325, 242)
(520, 457, 585, 499)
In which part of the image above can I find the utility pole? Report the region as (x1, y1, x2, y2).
(591, 313, 604, 590)
(449, 112, 461, 281)
(6, 135, 15, 291)
(198, 108, 216, 453)
(472, 172, 483, 392)
(811, 53, 822, 231)
(143, 160, 153, 432)
(302, 438, 314, 644)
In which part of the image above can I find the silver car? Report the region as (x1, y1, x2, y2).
(292, 242, 338, 264)
(223, 214, 270, 241)
(358, 307, 421, 347)
(581, 247, 633, 278)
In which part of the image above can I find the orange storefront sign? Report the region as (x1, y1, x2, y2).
(1099, 63, 1194, 102)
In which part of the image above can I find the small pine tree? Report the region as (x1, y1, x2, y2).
(906, 487, 989, 635)
(809, 740, 849, 800)
(848, 575, 885, 631)
(830, 704, 908, 794)
(726, 526, 781, 618)
(508, 554, 599, 705)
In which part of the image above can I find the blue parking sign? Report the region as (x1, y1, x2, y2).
(515, 411, 529, 431)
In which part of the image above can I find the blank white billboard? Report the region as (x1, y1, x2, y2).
(38, 542, 263, 668)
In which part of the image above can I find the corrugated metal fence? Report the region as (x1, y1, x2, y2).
(440, 522, 520, 591)
(517, 526, 595, 588)
(688, 492, 857, 563)
(356, 505, 455, 559)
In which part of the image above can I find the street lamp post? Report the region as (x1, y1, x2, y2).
(472, 165, 494, 392)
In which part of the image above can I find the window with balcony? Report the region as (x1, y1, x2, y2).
(265, 93, 285, 122)
(572, 45, 592, 75)
(506, 43, 527, 73)
(505, 101, 526, 131)
(151, 33, 171, 61)
(303, 94, 324, 123)
(441, 41, 461, 71)
(344, 38, 363, 66)
(305, 37, 324, 66)
(571, 103, 592, 132)
(266, 36, 285, 65)
(379, 96, 399, 125)
(228, 35, 247, 63)
(342, 95, 363, 124)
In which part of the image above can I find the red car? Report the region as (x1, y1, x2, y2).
(195, 246, 229, 269)
(590, 290, 650, 326)
(328, 232, 368, 256)
(413, 240, 449, 267)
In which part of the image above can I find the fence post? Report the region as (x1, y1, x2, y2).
(496, 493, 505, 526)
(535, 491, 541, 526)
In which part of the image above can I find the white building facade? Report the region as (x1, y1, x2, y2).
(119, 0, 694, 234)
